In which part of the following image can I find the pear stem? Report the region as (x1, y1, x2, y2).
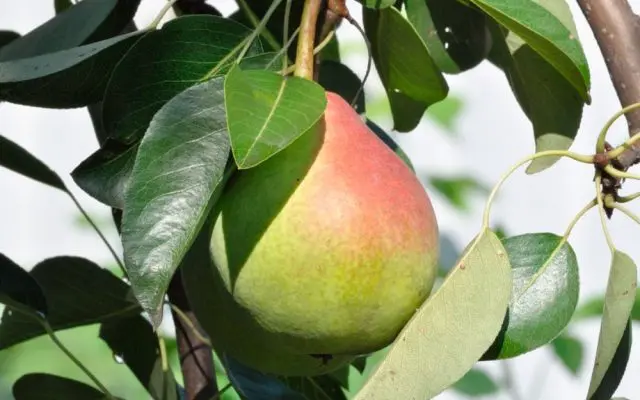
(294, 0, 323, 80)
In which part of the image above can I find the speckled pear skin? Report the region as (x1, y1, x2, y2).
(189, 92, 439, 376)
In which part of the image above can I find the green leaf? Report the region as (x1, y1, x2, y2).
(54, 0, 73, 14)
(359, 0, 396, 8)
(281, 375, 348, 400)
(0, 253, 47, 315)
(469, 0, 590, 101)
(429, 176, 488, 211)
(573, 288, 640, 321)
(426, 95, 464, 132)
(100, 315, 179, 400)
(102, 15, 262, 144)
(405, 0, 492, 74)
(587, 251, 637, 398)
(0, 31, 20, 49)
(13, 373, 111, 400)
(0, 0, 140, 62)
(488, 23, 584, 174)
(591, 320, 632, 400)
(363, 6, 448, 132)
(224, 66, 327, 169)
(365, 120, 414, 172)
(0, 135, 66, 191)
(452, 368, 500, 396)
(0, 31, 143, 108)
(353, 229, 512, 399)
(551, 334, 583, 375)
(121, 77, 231, 326)
(317, 60, 365, 115)
(482, 233, 579, 359)
(0, 257, 140, 350)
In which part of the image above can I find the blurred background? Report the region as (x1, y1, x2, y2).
(1, 0, 640, 399)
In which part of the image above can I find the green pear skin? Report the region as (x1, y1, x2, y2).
(184, 91, 439, 376)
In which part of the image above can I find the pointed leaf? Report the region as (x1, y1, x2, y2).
(0, 253, 47, 315)
(0, 257, 140, 350)
(122, 77, 231, 326)
(363, 6, 448, 132)
(469, 0, 590, 100)
(0, 31, 143, 108)
(0, 31, 20, 49)
(482, 233, 579, 359)
(551, 334, 583, 375)
(0, 0, 140, 62)
(405, 0, 492, 74)
(102, 15, 262, 144)
(224, 66, 327, 168)
(13, 373, 111, 400)
(353, 229, 512, 400)
(590, 321, 632, 400)
(587, 251, 637, 398)
(72, 52, 279, 210)
(488, 21, 584, 174)
(0, 135, 66, 191)
(317, 60, 365, 115)
(100, 315, 179, 400)
(452, 368, 499, 396)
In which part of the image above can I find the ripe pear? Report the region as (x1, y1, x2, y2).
(183, 91, 439, 376)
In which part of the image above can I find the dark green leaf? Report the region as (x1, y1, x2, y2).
(365, 120, 414, 172)
(13, 373, 108, 400)
(0, 31, 20, 49)
(0, 0, 140, 61)
(224, 66, 327, 169)
(100, 315, 179, 400)
(405, 0, 492, 74)
(102, 15, 262, 144)
(353, 229, 512, 399)
(54, 0, 73, 14)
(0, 31, 143, 108)
(317, 60, 365, 115)
(488, 22, 584, 174)
(590, 320, 632, 400)
(0, 257, 140, 350)
(551, 334, 583, 375)
(482, 233, 579, 359)
(469, 0, 590, 100)
(281, 375, 348, 400)
(588, 251, 636, 398)
(359, 0, 396, 8)
(363, 6, 448, 132)
(0, 253, 47, 315)
(452, 368, 499, 396)
(221, 354, 304, 399)
(0, 135, 66, 191)
(429, 176, 488, 211)
(122, 77, 231, 326)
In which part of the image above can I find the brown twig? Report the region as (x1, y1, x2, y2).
(577, 0, 640, 214)
(294, 0, 324, 79)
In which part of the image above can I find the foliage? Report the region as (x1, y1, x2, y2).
(0, 0, 638, 399)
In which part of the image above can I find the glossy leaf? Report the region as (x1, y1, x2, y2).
(552, 333, 583, 375)
(452, 368, 499, 396)
(587, 251, 637, 398)
(0, 135, 67, 192)
(224, 66, 327, 169)
(317, 60, 365, 115)
(488, 21, 584, 173)
(590, 320, 631, 400)
(0, 31, 20, 49)
(429, 176, 488, 211)
(0, 31, 143, 108)
(100, 315, 179, 400)
(102, 15, 262, 144)
(13, 373, 110, 400)
(0, 257, 140, 350)
(353, 229, 512, 399)
(121, 77, 231, 326)
(0, 0, 140, 61)
(469, 0, 590, 100)
(405, 0, 492, 74)
(363, 6, 448, 132)
(0, 253, 47, 315)
(482, 233, 579, 359)
(72, 52, 280, 210)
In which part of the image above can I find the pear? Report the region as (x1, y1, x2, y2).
(183, 91, 439, 376)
